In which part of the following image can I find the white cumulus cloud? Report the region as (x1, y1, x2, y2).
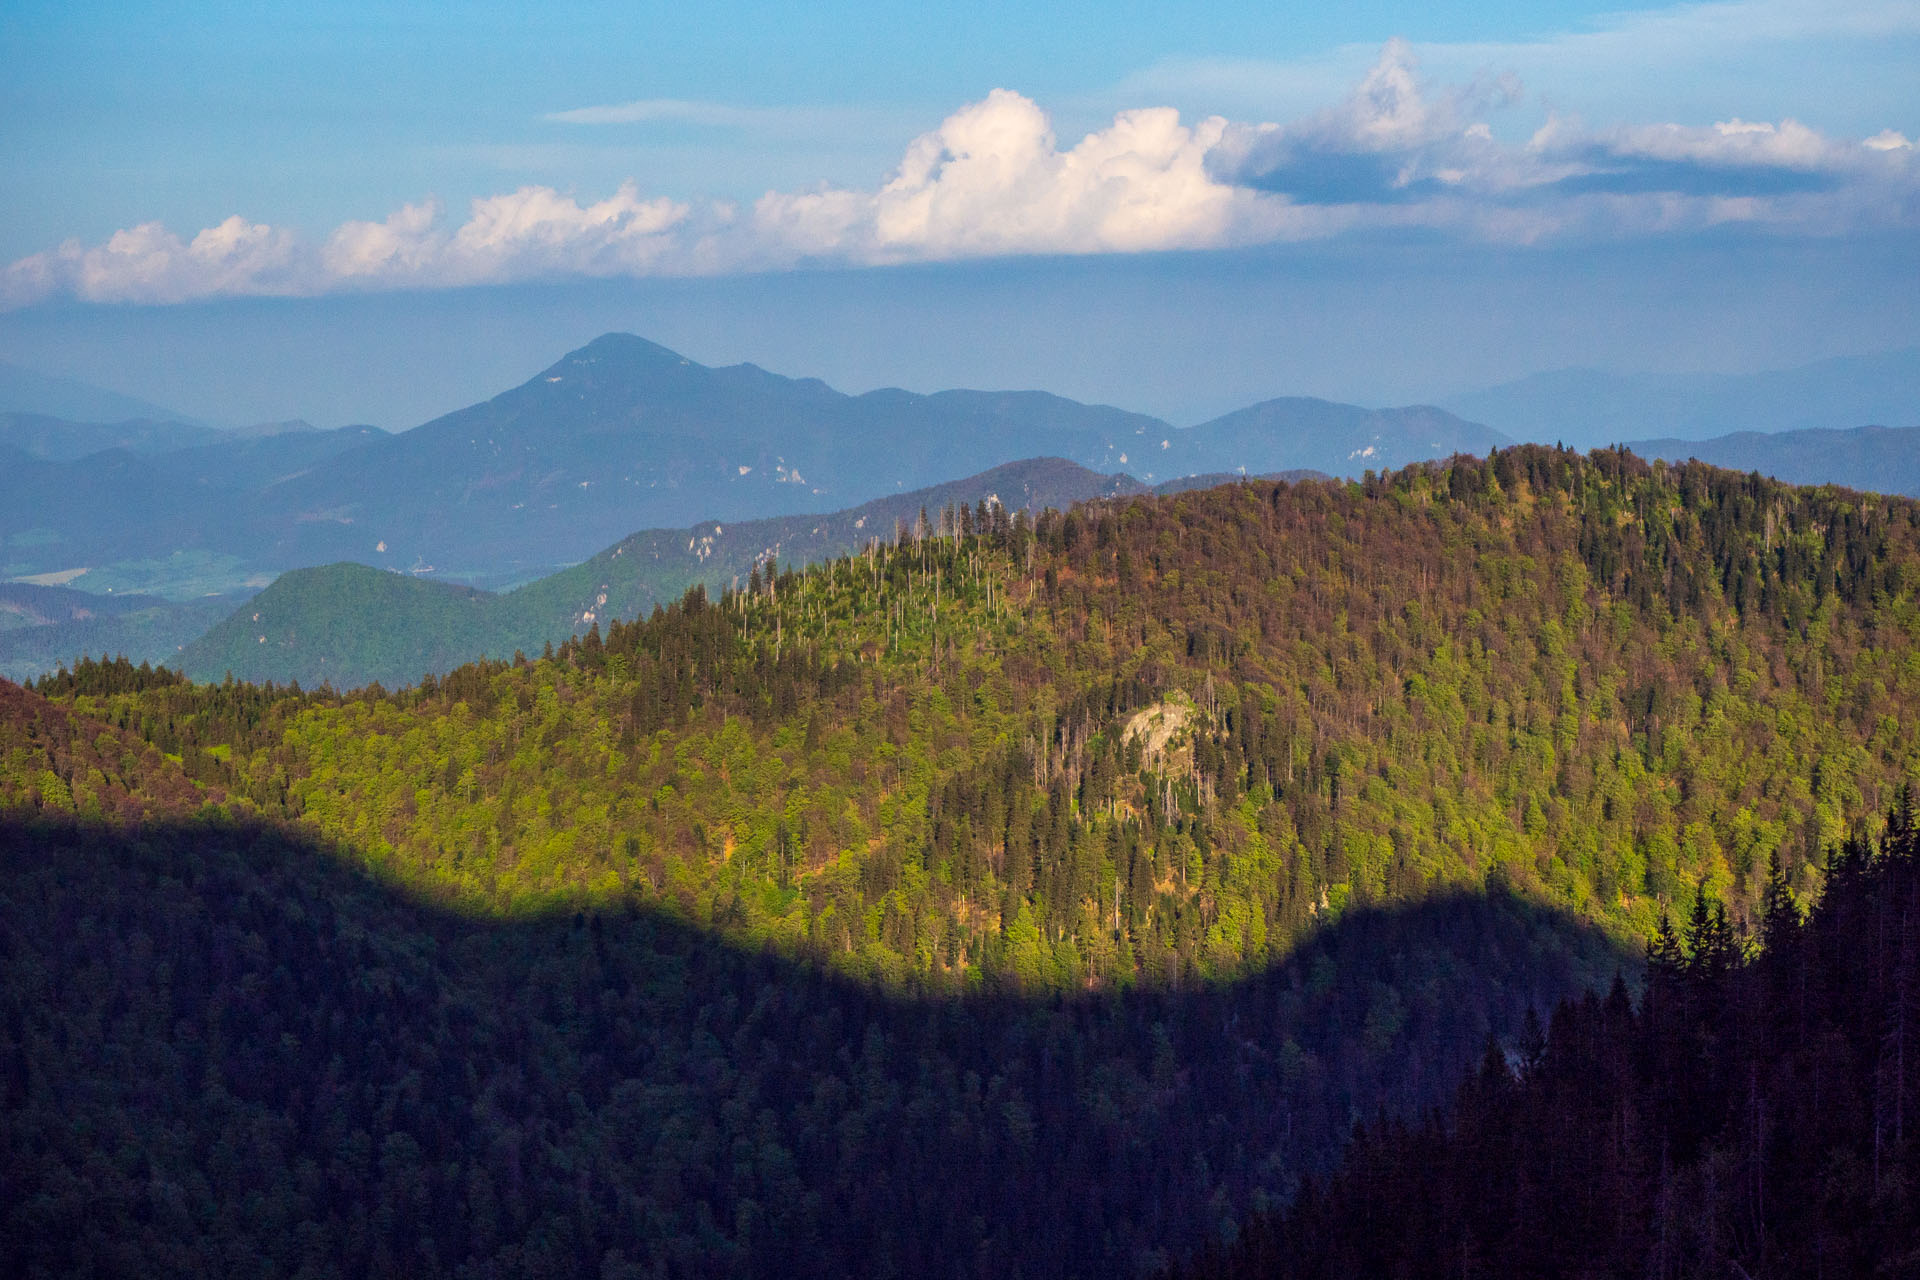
(3, 216, 302, 307)
(751, 89, 1287, 263)
(4, 40, 1916, 310)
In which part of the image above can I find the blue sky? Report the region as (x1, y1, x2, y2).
(0, 0, 1915, 423)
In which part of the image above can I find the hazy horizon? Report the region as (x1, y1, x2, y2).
(3, 230, 1916, 433)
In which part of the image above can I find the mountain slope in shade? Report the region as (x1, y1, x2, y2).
(1624, 424, 1920, 497)
(1180, 806, 1920, 1280)
(177, 457, 1164, 689)
(1445, 348, 1920, 449)
(0, 702, 1614, 1279)
(1178, 398, 1512, 478)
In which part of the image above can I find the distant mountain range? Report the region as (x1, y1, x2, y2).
(1446, 348, 1920, 449)
(0, 333, 1496, 593)
(1623, 424, 1920, 496)
(241, 333, 1168, 577)
(255, 334, 1495, 577)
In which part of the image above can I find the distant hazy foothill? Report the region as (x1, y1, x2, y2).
(0, 582, 230, 684)
(1623, 424, 1920, 498)
(0, 358, 202, 427)
(0, 412, 226, 462)
(1445, 347, 1920, 450)
(1188, 397, 1510, 476)
(0, 421, 389, 585)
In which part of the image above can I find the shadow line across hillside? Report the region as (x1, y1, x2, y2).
(0, 810, 1631, 1279)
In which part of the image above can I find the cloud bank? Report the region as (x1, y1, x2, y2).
(5, 41, 1914, 309)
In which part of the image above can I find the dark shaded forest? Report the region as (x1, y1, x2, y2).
(1178, 794, 1920, 1278)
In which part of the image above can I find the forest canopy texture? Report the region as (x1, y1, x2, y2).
(1175, 799, 1920, 1278)
(5, 445, 1920, 1275)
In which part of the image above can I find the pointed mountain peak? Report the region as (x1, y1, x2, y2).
(558, 333, 700, 371)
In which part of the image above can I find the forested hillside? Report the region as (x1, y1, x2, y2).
(0, 687, 1608, 1276)
(56, 446, 1920, 974)
(1179, 795, 1920, 1278)
(11, 444, 1920, 1273)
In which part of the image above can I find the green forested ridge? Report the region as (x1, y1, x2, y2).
(36, 445, 1920, 989)
(176, 562, 506, 691)
(172, 456, 1331, 693)
(10, 443, 1920, 1275)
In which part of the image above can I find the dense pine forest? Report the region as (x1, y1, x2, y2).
(7, 444, 1920, 1274)
(1177, 798, 1920, 1278)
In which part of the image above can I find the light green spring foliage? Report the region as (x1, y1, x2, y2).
(50, 447, 1920, 991)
